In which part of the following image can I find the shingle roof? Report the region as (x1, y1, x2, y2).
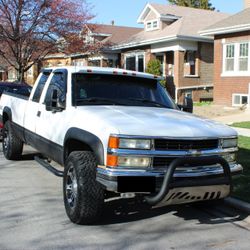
(87, 24, 142, 45)
(115, 4, 229, 48)
(201, 7, 250, 35)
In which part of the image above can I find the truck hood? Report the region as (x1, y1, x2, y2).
(77, 106, 237, 138)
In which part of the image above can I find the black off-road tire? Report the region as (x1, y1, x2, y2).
(63, 151, 104, 225)
(2, 120, 23, 160)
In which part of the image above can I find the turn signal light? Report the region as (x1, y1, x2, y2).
(108, 136, 119, 149)
(107, 155, 118, 167)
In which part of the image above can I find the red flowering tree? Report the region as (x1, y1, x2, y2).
(0, 0, 94, 81)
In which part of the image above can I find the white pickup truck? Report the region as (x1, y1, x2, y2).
(0, 66, 242, 225)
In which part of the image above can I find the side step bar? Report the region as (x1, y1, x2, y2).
(34, 156, 63, 177)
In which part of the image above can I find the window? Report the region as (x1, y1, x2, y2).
(45, 72, 67, 105)
(232, 94, 248, 106)
(32, 71, 51, 102)
(126, 57, 136, 71)
(239, 43, 248, 71)
(225, 44, 235, 71)
(185, 91, 192, 99)
(125, 53, 144, 72)
(184, 51, 196, 76)
(147, 22, 152, 30)
(72, 74, 176, 109)
(146, 20, 158, 31)
(223, 42, 250, 75)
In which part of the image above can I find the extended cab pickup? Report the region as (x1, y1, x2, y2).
(0, 66, 243, 224)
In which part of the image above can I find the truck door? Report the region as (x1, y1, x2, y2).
(23, 69, 52, 141)
(34, 69, 67, 163)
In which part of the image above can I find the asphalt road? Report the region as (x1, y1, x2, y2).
(0, 146, 249, 250)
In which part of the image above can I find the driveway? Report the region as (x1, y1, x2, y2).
(0, 146, 250, 250)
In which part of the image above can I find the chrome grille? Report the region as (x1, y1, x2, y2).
(154, 139, 218, 151)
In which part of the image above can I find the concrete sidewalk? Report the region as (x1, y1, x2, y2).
(212, 110, 250, 125)
(232, 127, 250, 137)
(211, 111, 250, 137)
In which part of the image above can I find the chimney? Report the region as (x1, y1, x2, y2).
(245, 0, 250, 8)
(111, 20, 115, 26)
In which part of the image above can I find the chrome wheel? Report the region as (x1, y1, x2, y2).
(65, 164, 78, 208)
(3, 127, 9, 151)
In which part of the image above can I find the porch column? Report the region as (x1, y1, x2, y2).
(174, 50, 184, 102)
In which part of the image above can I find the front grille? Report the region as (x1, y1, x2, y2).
(154, 139, 218, 151)
(153, 157, 203, 168)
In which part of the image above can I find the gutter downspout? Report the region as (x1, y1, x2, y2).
(175, 87, 179, 103)
(248, 83, 250, 110)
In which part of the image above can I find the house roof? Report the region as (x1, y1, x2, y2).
(114, 3, 229, 49)
(87, 24, 142, 45)
(200, 7, 250, 36)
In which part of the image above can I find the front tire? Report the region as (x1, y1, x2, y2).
(63, 151, 104, 225)
(2, 120, 23, 160)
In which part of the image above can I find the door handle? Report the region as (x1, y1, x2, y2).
(37, 111, 41, 117)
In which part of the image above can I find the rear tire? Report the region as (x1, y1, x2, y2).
(63, 151, 104, 225)
(2, 120, 23, 160)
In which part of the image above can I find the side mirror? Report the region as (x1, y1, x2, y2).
(45, 89, 66, 112)
(178, 97, 193, 113)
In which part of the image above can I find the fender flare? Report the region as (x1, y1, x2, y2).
(64, 128, 104, 165)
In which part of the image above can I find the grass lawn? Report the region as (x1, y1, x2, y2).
(193, 101, 212, 107)
(231, 121, 250, 129)
(232, 136, 250, 203)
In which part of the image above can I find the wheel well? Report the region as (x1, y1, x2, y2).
(64, 139, 93, 162)
(3, 112, 9, 124)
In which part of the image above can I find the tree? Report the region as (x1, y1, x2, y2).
(146, 59, 166, 87)
(146, 59, 162, 76)
(167, 0, 215, 10)
(0, 0, 94, 81)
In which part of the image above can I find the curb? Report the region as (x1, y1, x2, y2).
(224, 197, 250, 214)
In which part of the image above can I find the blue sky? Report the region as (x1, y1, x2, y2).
(89, 0, 243, 27)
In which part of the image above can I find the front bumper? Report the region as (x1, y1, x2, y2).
(97, 162, 242, 193)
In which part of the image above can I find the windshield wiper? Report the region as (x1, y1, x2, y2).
(76, 97, 125, 105)
(128, 98, 168, 108)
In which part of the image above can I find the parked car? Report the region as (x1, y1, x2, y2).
(0, 82, 32, 139)
(0, 82, 32, 98)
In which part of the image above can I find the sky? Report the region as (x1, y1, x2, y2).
(89, 0, 243, 27)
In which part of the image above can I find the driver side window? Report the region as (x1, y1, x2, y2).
(45, 72, 67, 104)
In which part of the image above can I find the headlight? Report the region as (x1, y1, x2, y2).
(107, 155, 151, 168)
(221, 138, 237, 148)
(118, 156, 151, 168)
(222, 153, 236, 162)
(119, 138, 151, 150)
(108, 136, 152, 150)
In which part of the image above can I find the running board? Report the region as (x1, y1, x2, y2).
(34, 156, 63, 177)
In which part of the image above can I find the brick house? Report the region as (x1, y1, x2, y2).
(77, 24, 142, 68)
(30, 24, 142, 85)
(112, 3, 229, 102)
(201, 2, 250, 107)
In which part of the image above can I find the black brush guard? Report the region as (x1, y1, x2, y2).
(145, 156, 232, 205)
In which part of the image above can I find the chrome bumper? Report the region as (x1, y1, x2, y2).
(96, 162, 242, 193)
(97, 162, 242, 179)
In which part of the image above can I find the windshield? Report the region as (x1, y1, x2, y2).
(72, 73, 177, 109)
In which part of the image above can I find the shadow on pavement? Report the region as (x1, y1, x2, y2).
(97, 197, 248, 226)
